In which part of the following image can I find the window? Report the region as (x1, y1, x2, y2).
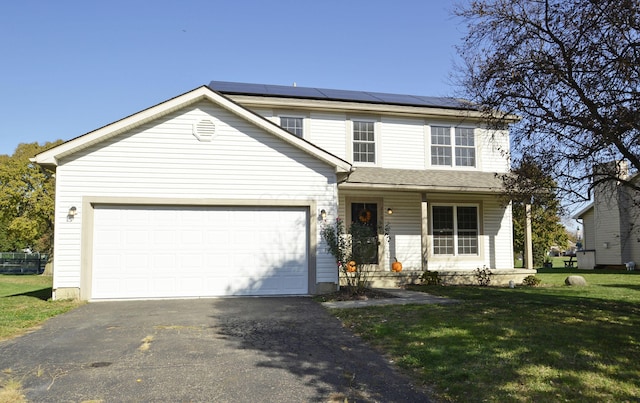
(431, 126, 476, 167)
(455, 127, 475, 167)
(280, 117, 303, 137)
(353, 120, 375, 163)
(432, 205, 478, 255)
(431, 126, 451, 166)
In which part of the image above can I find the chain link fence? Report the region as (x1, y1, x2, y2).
(0, 253, 48, 274)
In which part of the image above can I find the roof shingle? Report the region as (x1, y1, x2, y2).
(341, 167, 505, 193)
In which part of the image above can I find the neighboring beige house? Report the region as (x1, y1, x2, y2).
(34, 81, 518, 300)
(573, 162, 639, 269)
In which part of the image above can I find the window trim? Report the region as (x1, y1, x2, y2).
(350, 118, 378, 165)
(279, 115, 305, 137)
(429, 125, 477, 168)
(431, 203, 480, 256)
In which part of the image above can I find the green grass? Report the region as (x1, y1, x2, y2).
(0, 275, 81, 341)
(331, 269, 640, 402)
(515, 255, 577, 269)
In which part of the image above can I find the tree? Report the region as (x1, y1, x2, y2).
(504, 157, 568, 267)
(455, 0, 640, 203)
(0, 141, 63, 254)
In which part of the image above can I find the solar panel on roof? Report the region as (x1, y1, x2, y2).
(268, 86, 325, 97)
(317, 88, 381, 103)
(208, 80, 475, 110)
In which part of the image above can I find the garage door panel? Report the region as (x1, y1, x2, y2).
(91, 206, 308, 299)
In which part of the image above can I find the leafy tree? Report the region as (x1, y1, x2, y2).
(0, 141, 62, 253)
(504, 157, 568, 267)
(455, 0, 640, 203)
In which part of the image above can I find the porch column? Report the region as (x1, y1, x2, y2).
(525, 203, 533, 270)
(421, 193, 429, 271)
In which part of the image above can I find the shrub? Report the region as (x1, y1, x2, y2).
(522, 275, 541, 287)
(475, 266, 492, 286)
(320, 218, 389, 295)
(420, 270, 442, 285)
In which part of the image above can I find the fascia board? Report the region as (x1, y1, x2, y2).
(226, 95, 521, 123)
(338, 182, 505, 194)
(572, 203, 594, 219)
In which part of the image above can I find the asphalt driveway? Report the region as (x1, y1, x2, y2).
(0, 297, 432, 402)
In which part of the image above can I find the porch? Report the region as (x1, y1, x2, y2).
(340, 268, 537, 288)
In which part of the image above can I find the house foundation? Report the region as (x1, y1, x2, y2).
(340, 268, 537, 288)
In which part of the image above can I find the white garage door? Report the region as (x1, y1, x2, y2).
(91, 205, 308, 300)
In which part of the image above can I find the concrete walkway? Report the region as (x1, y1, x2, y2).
(321, 288, 458, 309)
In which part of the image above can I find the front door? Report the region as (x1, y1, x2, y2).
(350, 203, 379, 264)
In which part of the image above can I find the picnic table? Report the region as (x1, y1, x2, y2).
(564, 256, 576, 268)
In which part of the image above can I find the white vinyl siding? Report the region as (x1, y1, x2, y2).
(478, 127, 510, 172)
(581, 208, 595, 250)
(380, 117, 425, 169)
(308, 111, 347, 158)
(52, 100, 339, 291)
(593, 185, 624, 265)
(482, 198, 514, 269)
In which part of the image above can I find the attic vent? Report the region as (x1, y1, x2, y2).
(193, 119, 216, 142)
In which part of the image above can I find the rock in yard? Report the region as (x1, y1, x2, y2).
(565, 275, 587, 286)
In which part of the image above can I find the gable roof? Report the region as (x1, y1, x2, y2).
(33, 86, 352, 173)
(209, 81, 475, 110)
(572, 203, 594, 219)
(341, 167, 505, 193)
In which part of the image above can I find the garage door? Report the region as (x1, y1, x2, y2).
(91, 205, 308, 299)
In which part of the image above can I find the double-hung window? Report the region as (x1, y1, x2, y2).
(352, 120, 375, 163)
(431, 126, 476, 167)
(280, 116, 303, 137)
(432, 205, 478, 255)
(455, 127, 475, 167)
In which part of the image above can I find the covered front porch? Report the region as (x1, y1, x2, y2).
(333, 167, 517, 282)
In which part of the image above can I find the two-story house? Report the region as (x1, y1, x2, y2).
(34, 81, 517, 301)
(573, 161, 639, 269)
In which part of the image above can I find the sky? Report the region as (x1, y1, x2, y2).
(0, 1, 468, 156)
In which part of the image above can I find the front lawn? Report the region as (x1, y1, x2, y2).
(0, 275, 81, 341)
(331, 269, 640, 402)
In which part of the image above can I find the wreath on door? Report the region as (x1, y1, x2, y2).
(358, 208, 372, 223)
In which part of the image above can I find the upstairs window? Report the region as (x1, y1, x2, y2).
(431, 126, 451, 166)
(432, 205, 478, 255)
(280, 117, 303, 137)
(455, 127, 476, 167)
(353, 120, 375, 163)
(431, 126, 476, 167)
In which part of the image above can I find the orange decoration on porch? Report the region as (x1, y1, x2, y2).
(346, 260, 357, 272)
(392, 258, 403, 272)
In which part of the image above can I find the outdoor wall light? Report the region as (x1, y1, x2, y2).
(320, 209, 327, 221)
(387, 208, 393, 215)
(603, 242, 609, 249)
(67, 206, 77, 222)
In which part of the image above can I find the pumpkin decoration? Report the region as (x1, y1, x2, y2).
(346, 260, 357, 272)
(392, 258, 403, 272)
